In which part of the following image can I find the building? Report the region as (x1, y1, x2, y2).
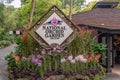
(0, 0, 14, 4)
(72, 1, 120, 73)
(0, 0, 4, 3)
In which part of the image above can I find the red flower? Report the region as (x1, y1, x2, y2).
(22, 32, 28, 42)
(95, 54, 102, 62)
(88, 53, 95, 62)
(88, 29, 94, 34)
(88, 57, 93, 62)
(81, 26, 88, 31)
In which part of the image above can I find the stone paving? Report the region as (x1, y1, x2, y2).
(0, 44, 16, 80)
(105, 65, 120, 80)
(0, 44, 120, 80)
(104, 73, 120, 80)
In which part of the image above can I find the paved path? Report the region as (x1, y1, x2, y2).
(0, 44, 16, 80)
(104, 73, 120, 80)
(104, 64, 120, 80)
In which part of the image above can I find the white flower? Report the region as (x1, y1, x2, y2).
(70, 59, 76, 64)
(75, 56, 79, 61)
(68, 55, 73, 61)
(80, 58, 87, 63)
(53, 47, 56, 52)
(61, 58, 66, 63)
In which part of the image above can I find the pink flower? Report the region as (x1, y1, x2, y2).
(68, 55, 73, 61)
(81, 26, 88, 31)
(75, 55, 87, 63)
(48, 51, 52, 55)
(79, 55, 84, 60)
(64, 50, 67, 53)
(35, 48, 38, 51)
(53, 47, 56, 52)
(56, 50, 62, 53)
(61, 58, 66, 63)
(38, 62, 42, 66)
(37, 54, 42, 59)
(80, 58, 87, 63)
(75, 56, 79, 61)
(70, 59, 76, 64)
(41, 49, 46, 55)
(56, 45, 61, 49)
(88, 29, 94, 34)
(75, 55, 84, 61)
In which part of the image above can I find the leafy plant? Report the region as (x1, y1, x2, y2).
(15, 36, 22, 44)
(5, 52, 17, 68)
(0, 40, 11, 49)
(3, 34, 15, 43)
(92, 43, 107, 54)
(92, 43, 107, 62)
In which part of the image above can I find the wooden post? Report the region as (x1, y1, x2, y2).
(98, 31, 102, 43)
(28, 0, 35, 28)
(106, 34, 112, 73)
(98, 37, 102, 43)
(112, 35, 115, 67)
(69, 0, 72, 20)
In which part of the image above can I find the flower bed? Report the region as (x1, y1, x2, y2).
(5, 27, 106, 80)
(8, 66, 105, 80)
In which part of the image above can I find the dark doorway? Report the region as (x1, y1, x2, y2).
(113, 35, 120, 65)
(111, 35, 120, 75)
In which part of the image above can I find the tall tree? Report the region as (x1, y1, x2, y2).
(82, 1, 97, 12)
(28, 0, 35, 28)
(21, 0, 27, 5)
(61, 0, 86, 16)
(61, 0, 85, 10)
(0, 3, 5, 40)
(18, 0, 62, 26)
(73, 0, 85, 9)
(3, 6, 17, 31)
(0, 3, 4, 26)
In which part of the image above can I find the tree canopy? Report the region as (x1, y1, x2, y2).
(18, 0, 62, 26)
(18, 0, 86, 26)
(61, 0, 86, 15)
(82, 1, 97, 12)
(0, 3, 18, 41)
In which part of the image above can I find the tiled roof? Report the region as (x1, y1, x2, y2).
(72, 8, 120, 30)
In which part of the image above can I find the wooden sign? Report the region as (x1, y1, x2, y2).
(28, 5, 79, 49)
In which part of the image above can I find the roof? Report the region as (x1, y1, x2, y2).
(72, 8, 120, 30)
(93, 2, 119, 9)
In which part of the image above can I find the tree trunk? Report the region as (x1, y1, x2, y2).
(69, 0, 72, 20)
(28, 0, 35, 28)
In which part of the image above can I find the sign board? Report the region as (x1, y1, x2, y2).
(36, 12, 73, 45)
(28, 5, 79, 49)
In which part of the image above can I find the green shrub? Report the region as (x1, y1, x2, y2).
(0, 40, 11, 49)
(5, 52, 17, 68)
(92, 43, 107, 62)
(3, 34, 15, 43)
